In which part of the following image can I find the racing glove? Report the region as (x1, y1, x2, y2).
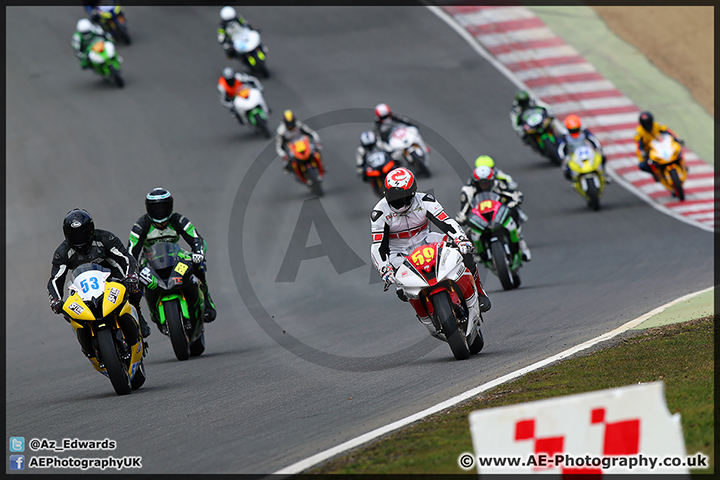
(380, 265, 395, 286)
(50, 298, 63, 315)
(192, 253, 205, 265)
(455, 237, 474, 255)
(124, 272, 140, 294)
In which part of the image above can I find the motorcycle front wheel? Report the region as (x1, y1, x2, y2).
(306, 168, 324, 197)
(432, 291, 470, 360)
(96, 328, 132, 395)
(491, 241, 515, 290)
(108, 65, 124, 88)
(669, 169, 685, 201)
(165, 299, 190, 361)
(586, 180, 601, 211)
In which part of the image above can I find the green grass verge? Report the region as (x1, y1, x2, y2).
(309, 316, 714, 475)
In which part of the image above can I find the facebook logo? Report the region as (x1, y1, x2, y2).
(9, 455, 25, 470)
(9, 437, 25, 452)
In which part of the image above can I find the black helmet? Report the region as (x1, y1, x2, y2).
(639, 111, 654, 132)
(63, 208, 95, 253)
(222, 67, 235, 86)
(145, 187, 174, 224)
(283, 110, 296, 130)
(384, 167, 417, 213)
(515, 90, 530, 108)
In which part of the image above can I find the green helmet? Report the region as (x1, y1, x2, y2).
(474, 155, 495, 169)
(515, 90, 530, 107)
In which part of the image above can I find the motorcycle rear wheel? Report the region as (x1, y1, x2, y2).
(131, 361, 146, 390)
(491, 241, 515, 290)
(165, 299, 190, 361)
(189, 333, 206, 357)
(432, 291, 470, 360)
(469, 323, 484, 354)
(669, 169, 685, 201)
(97, 328, 132, 395)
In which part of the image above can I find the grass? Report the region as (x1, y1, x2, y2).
(309, 316, 714, 475)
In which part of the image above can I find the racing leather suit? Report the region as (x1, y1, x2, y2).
(456, 172, 531, 262)
(217, 72, 265, 123)
(374, 113, 416, 146)
(370, 193, 491, 331)
(509, 99, 554, 149)
(557, 128, 608, 180)
(217, 17, 252, 58)
(48, 229, 148, 353)
(275, 121, 321, 160)
(71, 23, 112, 69)
(128, 213, 216, 324)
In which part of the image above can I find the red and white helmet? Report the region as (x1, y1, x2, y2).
(384, 167, 417, 212)
(375, 103, 391, 124)
(472, 165, 495, 192)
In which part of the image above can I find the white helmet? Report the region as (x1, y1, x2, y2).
(472, 165, 496, 192)
(220, 6, 237, 21)
(76, 18, 93, 34)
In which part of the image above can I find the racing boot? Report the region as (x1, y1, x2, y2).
(466, 260, 491, 313)
(200, 282, 217, 323)
(282, 159, 294, 174)
(473, 269, 492, 313)
(517, 227, 532, 262)
(137, 307, 152, 338)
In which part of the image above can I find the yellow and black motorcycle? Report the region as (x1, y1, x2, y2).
(566, 143, 607, 211)
(648, 132, 687, 201)
(62, 263, 146, 395)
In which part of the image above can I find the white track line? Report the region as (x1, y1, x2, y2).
(274, 285, 714, 475)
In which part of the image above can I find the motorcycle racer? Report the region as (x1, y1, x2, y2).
(456, 161, 532, 262)
(371, 167, 492, 316)
(48, 209, 152, 351)
(635, 111, 685, 180)
(557, 114, 611, 182)
(217, 6, 255, 60)
(71, 17, 113, 70)
(373, 103, 417, 147)
(217, 66, 265, 125)
(509, 90, 554, 152)
(128, 188, 217, 324)
(355, 130, 391, 179)
(275, 110, 322, 173)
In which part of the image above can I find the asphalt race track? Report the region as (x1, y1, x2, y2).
(6, 6, 714, 474)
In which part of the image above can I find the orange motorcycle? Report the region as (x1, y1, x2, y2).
(287, 134, 324, 197)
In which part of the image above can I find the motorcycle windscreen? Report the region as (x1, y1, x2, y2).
(145, 242, 183, 272)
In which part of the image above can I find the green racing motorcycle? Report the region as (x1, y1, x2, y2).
(138, 242, 206, 360)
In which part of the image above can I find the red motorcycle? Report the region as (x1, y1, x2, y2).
(287, 135, 324, 197)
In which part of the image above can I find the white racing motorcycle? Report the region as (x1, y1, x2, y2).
(385, 124, 432, 177)
(232, 85, 271, 138)
(388, 241, 484, 360)
(227, 24, 269, 78)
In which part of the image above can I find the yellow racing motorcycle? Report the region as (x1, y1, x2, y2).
(566, 143, 607, 211)
(647, 132, 686, 200)
(62, 263, 146, 395)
